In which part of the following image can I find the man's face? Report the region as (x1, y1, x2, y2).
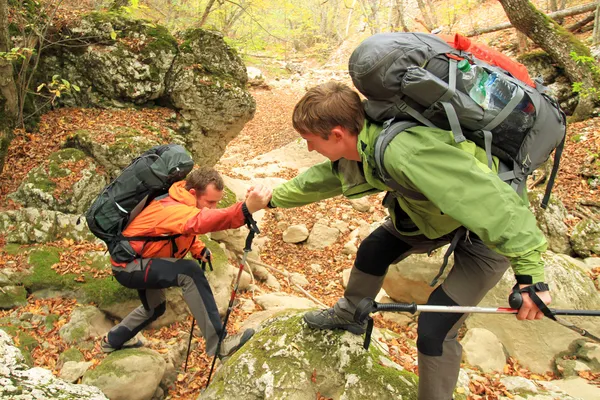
(301, 132, 343, 161)
(195, 183, 224, 209)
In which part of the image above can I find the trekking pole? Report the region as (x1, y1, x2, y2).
(205, 215, 259, 389)
(355, 298, 600, 350)
(184, 256, 214, 372)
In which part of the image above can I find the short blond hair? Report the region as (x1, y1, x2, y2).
(292, 81, 364, 139)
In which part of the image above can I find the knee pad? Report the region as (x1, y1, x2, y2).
(417, 286, 462, 357)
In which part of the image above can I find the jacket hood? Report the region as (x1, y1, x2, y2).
(169, 181, 196, 207)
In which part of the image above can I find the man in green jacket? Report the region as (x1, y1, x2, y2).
(269, 81, 551, 400)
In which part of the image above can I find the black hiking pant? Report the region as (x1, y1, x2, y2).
(106, 258, 223, 355)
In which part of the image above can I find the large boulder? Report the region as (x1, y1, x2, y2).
(570, 218, 600, 257)
(0, 208, 96, 243)
(39, 12, 255, 167)
(382, 246, 452, 304)
(0, 329, 107, 399)
(465, 251, 600, 373)
(167, 29, 255, 166)
(82, 348, 166, 400)
(8, 148, 106, 214)
(200, 312, 419, 400)
(528, 190, 572, 255)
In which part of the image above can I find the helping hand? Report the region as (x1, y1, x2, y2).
(245, 184, 272, 214)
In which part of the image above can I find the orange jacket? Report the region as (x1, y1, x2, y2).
(111, 181, 245, 266)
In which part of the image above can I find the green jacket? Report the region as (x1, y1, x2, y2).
(271, 121, 548, 283)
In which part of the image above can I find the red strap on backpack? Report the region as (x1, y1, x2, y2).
(440, 33, 535, 88)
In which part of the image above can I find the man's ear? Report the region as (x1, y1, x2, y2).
(188, 188, 196, 197)
(330, 126, 347, 141)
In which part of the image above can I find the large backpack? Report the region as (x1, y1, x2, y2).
(86, 144, 194, 263)
(349, 32, 567, 208)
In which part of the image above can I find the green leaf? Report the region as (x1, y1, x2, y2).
(73, 85, 80, 92)
(110, 31, 117, 40)
(36, 83, 45, 92)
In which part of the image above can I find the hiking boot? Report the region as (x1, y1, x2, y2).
(218, 328, 255, 359)
(101, 336, 143, 353)
(303, 308, 367, 335)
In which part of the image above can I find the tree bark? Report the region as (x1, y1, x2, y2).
(466, 3, 597, 36)
(0, 0, 18, 174)
(199, 0, 218, 27)
(393, 0, 410, 32)
(593, 0, 600, 43)
(499, 0, 598, 120)
(415, 0, 434, 30)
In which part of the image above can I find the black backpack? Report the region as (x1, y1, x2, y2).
(349, 32, 567, 208)
(86, 144, 194, 263)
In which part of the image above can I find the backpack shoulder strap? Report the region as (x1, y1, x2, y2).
(373, 120, 427, 201)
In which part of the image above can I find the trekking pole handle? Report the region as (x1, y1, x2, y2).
(355, 298, 418, 325)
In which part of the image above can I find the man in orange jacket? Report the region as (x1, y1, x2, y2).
(102, 168, 271, 359)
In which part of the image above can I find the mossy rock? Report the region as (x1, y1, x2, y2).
(570, 218, 600, 257)
(201, 312, 418, 400)
(59, 347, 86, 367)
(8, 148, 106, 214)
(22, 246, 137, 307)
(0, 285, 27, 310)
(218, 186, 237, 209)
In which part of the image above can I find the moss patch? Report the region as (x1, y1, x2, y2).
(22, 247, 76, 292)
(59, 347, 86, 365)
(84, 348, 161, 381)
(1, 243, 25, 255)
(78, 275, 138, 307)
(218, 186, 237, 209)
(16, 331, 39, 367)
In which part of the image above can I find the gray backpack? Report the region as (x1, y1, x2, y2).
(349, 32, 566, 208)
(86, 144, 194, 263)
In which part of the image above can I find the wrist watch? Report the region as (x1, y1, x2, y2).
(529, 282, 550, 292)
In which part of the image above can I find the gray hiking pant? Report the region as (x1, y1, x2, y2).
(336, 219, 509, 400)
(107, 258, 222, 355)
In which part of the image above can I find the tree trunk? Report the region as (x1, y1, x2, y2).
(594, 0, 600, 43)
(499, 0, 598, 120)
(415, 0, 434, 30)
(0, 0, 18, 174)
(466, 3, 598, 36)
(199, 0, 217, 27)
(345, 0, 357, 36)
(393, 0, 410, 32)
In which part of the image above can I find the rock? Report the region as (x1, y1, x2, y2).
(342, 268, 351, 288)
(254, 293, 316, 310)
(500, 376, 538, 394)
(0, 208, 97, 244)
(382, 246, 452, 304)
(466, 251, 600, 373)
(306, 223, 340, 249)
(331, 221, 349, 234)
(378, 296, 414, 326)
(555, 358, 591, 377)
(8, 149, 107, 214)
(247, 66, 263, 81)
(40, 13, 254, 168)
(584, 257, 600, 269)
(309, 264, 323, 273)
(0, 330, 107, 399)
(342, 240, 358, 255)
(59, 306, 113, 345)
(570, 218, 600, 257)
(100, 288, 189, 329)
(349, 197, 371, 212)
(59, 361, 94, 383)
(276, 221, 289, 231)
(553, 377, 600, 400)
(283, 224, 310, 243)
(290, 273, 309, 287)
(461, 328, 506, 373)
(166, 29, 255, 166)
(0, 285, 27, 309)
(200, 312, 419, 399)
(265, 274, 281, 290)
(83, 348, 166, 400)
(528, 190, 572, 255)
